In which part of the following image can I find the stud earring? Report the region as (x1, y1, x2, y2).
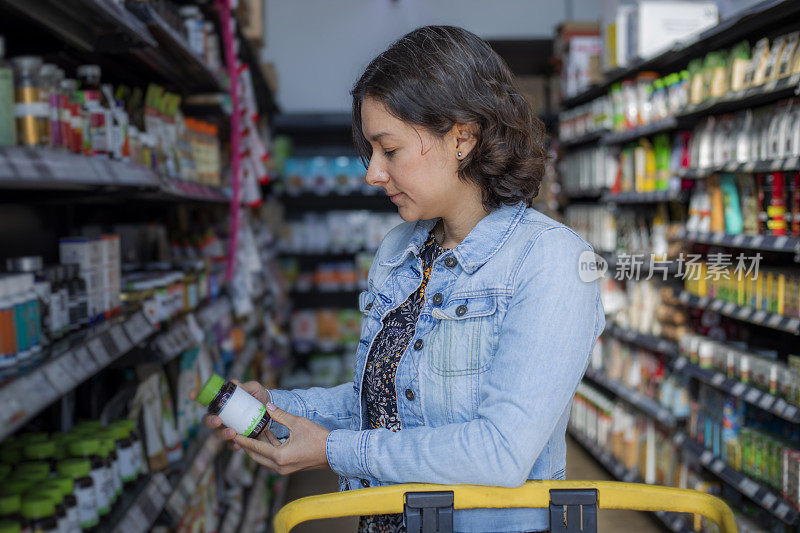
(457, 151, 462, 158)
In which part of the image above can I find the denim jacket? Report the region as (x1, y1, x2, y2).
(268, 202, 606, 532)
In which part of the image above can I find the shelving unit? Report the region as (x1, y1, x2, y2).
(568, 429, 694, 533)
(671, 287, 800, 335)
(673, 432, 799, 526)
(601, 189, 689, 205)
(676, 157, 800, 178)
(674, 228, 800, 260)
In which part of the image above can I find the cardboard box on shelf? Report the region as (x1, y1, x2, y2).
(517, 75, 548, 114)
(238, 0, 264, 43)
(627, 1, 718, 61)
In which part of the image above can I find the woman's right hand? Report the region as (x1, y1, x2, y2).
(190, 379, 281, 450)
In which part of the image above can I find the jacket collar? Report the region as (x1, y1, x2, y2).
(380, 202, 527, 274)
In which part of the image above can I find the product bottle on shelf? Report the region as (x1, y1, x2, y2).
(11, 56, 44, 147)
(0, 35, 15, 146)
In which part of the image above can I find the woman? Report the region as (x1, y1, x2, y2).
(203, 25, 605, 533)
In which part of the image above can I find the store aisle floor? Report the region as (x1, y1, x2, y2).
(280, 437, 666, 532)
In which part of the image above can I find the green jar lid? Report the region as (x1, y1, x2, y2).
(45, 477, 74, 497)
(20, 496, 54, 520)
(67, 439, 99, 457)
(56, 459, 90, 479)
(17, 433, 48, 444)
(0, 464, 10, 479)
(14, 462, 50, 479)
(74, 420, 103, 431)
(197, 373, 224, 406)
(22, 441, 55, 460)
(0, 480, 32, 495)
(108, 424, 128, 440)
(25, 487, 62, 505)
(95, 438, 113, 458)
(0, 521, 20, 533)
(0, 493, 20, 515)
(0, 446, 22, 465)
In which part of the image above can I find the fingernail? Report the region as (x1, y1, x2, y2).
(266, 402, 276, 411)
(226, 429, 235, 437)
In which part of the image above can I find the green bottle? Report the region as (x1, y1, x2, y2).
(0, 36, 15, 146)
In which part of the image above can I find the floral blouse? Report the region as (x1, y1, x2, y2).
(358, 231, 443, 533)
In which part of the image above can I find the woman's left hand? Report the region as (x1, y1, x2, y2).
(233, 402, 331, 474)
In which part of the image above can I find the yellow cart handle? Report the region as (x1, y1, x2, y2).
(274, 480, 738, 533)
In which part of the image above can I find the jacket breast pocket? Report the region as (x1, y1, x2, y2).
(428, 294, 498, 376)
(420, 294, 500, 425)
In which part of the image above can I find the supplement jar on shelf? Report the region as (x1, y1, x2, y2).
(21, 441, 57, 473)
(41, 479, 78, 533)
(10, 56, 44, 147)
(24, 487, 67, 533)
(56, 459, 97, 530)
(0, 493, 24, 525)
(66, 440, 110, 517)
(108, 423, 136, 487)
(20, 496, 57, 533)
(197, 373, 270, 438)
(0, 521, 20, 533)
(95, 436, 121, 502)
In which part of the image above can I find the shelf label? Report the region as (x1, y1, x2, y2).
(124, 312, 154, 343)
(752, 310, 767, 323)
(743, 161, 757, 172)
(87, 337, 111, 365)
(788, 318, 800, 333)
(738, 478, 760, 498)
(711, 232, 724, 243)
(674, 357, 687, 370)
(698, 296, 710, 307)
(758, 394, 775, 410)
(772, 399, 788, 417)
(186, 313, 205, 344)
(763, 79, 778, 93)
(783, 405, 798, 420)
(657, 340, 672, 353)
(109, 324, 132, 354)
(774, 236, 788, 250)
(731, 234, 746, 246)
(783, 156, 799, 170)
(745, 388, 762, 403)
(767, 314, 783, 328)
(722, 302, 736, 314)
(731, 382, 747, 397)
(761, 492, 777, 510)
(736, 307, 751, 319)
(775, 502, 791, 520)
(700, 450, 713, 465)
(59, 352, 84, 382)
(751, 235, 765, 247)
(711, 373, 725, 386)
(41, 360, 76, 394)
(679, 291, 691, 304)
(73, 346, 97, 375)
(710, 459, 726, 473)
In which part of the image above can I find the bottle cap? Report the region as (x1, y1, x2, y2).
(67, 439, 100, 457)
(56, 459, 90, 479)
(108, 424, 129, 440)
(23, 441, 55, 460)
(43, 477, 73, 497)
(0, 521, 20, 533)
(197, 373, 225, 406)
(20, 496, 55, 520)
(0, 493, 20, 515)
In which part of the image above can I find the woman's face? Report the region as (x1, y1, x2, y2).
(360, 96, 476, 222)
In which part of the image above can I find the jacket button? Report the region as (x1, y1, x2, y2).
(432, 292, 443, 306)
(414, 339, 424, 350)
(444, 256, 457, 268)
(405, 388, 415, 401)
(456, 305, 468, 317)
(361, 479, 370, 488)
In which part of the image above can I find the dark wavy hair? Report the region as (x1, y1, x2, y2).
(351, 25, 546, 210)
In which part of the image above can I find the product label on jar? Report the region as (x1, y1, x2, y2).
(66, 504, 80, 533)
(218, 386, 268, 437)
(118, 445, 137, 482)
(89, 469, 111, 514)
(74, 484, 99, 528)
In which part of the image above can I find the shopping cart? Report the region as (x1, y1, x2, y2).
(273, 480, 738, 532)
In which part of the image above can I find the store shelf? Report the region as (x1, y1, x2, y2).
(603, 322, 678, 355)
(675, 157, 800, 178)
(600, 117, 680, 146)
(558, 130, 606, 149)
(290, 289, 360, 309)
(0, 0, 157, 52)
(673, 432, 799, 525)
(604, 322, 800, 423)
(559, 0, 800, 110)
(0, 294, 235, 441)
(0, 147, 230, 203)
(278, 193, 395, 213)
(568, 429, 694, 533)
(672, 356, 800, 423)
(671, 287, 800, 335)
(674, 228, 800, 260)
(679, 74, 800, 121)
(562, 187, 608, 201)
(583, 367, 680, 428)
(601, 189, 688, 205)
